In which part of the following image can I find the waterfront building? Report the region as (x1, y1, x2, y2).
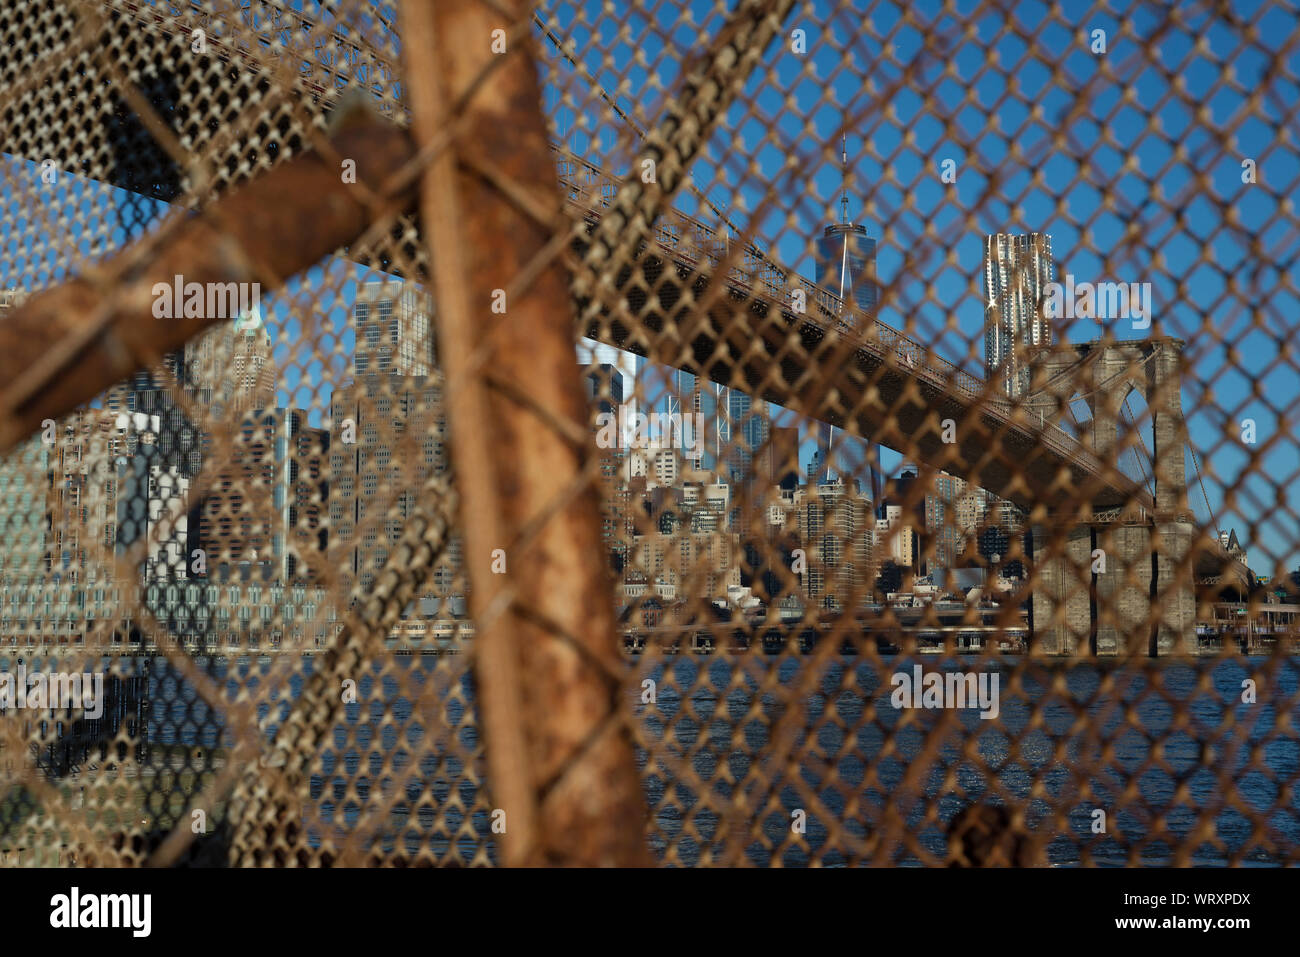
(628, 529, 742, 604)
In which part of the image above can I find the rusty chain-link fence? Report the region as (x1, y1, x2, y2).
(0, 0, 1297, 867)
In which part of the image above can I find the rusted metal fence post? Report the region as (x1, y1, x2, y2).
(399, 1, 651, 866)
(0, 115, 417, 455)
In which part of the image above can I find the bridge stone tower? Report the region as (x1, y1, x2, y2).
(1025, 338, 1196, 655)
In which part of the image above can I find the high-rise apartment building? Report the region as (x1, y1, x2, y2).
(980, 232, 1052, 570)
(875, 503, 917, 574)
(894, 464, 969, 575)
(354, 280, 433, 377)
(114, 412, 193, 584)
(928, 471, 965, 574)
(191, 407, 329, 585)
(330, 373, 452, 600)
(628, 529, 741, 603)
(625, 446, 680, 489)
(795, 475, 873, 611)
(104, 352, 204, 478)
(983, 232, 1056, 399)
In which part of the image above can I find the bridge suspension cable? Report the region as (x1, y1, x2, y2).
(1056, 347, 1160, 404)
(533, 6, 803, 292)
(1021, 347, 1098, 401)
(1188, 442, 1220, 535)
(1120, 393, 1156, 497)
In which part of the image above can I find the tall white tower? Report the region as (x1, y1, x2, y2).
(983, 232, 1056, 399)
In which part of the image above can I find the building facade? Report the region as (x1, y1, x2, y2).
(815, 223, 877, 318)
(354, 280, 434, 376)
(794, 476, 874, 611)
(329, 373, 456, 608)
(983, 232, 1056, 399)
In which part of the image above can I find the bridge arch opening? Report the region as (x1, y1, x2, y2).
(1115, 384, 1156, 496)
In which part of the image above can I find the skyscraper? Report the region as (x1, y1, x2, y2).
(0, 413, 127, 646)
(335, 277, 463, 637)
(980, 233, 1050, 565)
(330, 374, 448, 599)
(813, 137, 878, 319)
(584, 363, 632, 565)
(757, 424, 800, 491)
(186, 306, 277, 420)
(795, 476, 873, 611)
(983, 232, 1056, 399)
(896, 463, 967, 575)
(665, 369, 729, 474)
(354, 280, 433, 377)
(104, 351, 203, 478)
(723, 388, 771, 498)
(584, 362, 625, 414)
(113, 411, 193, 584)
(812, 136, 883, 499)
(192, 407, 329, 585)
(285, 413, 331, 586)
(816, 224, 877, 317)
(578, 338, 639, 421)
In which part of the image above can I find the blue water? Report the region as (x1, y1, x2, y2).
(635, 656, 1300, 866)
(13, 652, 1297, 866)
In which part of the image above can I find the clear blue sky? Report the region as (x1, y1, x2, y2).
(3, 0, 1297, 577)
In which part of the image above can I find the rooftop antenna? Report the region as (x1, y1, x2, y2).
(840, 133, 850, 225)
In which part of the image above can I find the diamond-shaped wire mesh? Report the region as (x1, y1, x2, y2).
(0, 0, 1297, 867)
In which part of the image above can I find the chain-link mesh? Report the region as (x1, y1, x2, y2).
(0, 0, 1297, 867)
